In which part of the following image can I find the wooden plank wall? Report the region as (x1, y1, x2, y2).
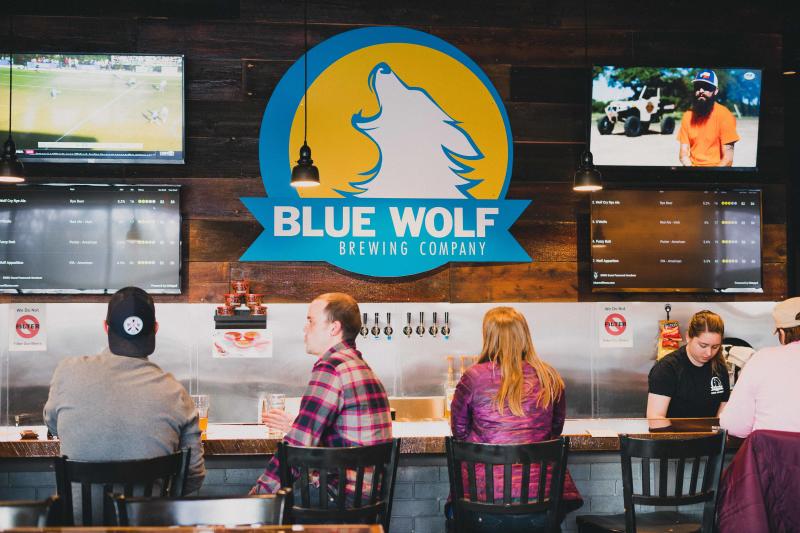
(0, 0, 788, 304)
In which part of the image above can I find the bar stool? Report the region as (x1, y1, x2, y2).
(0, 496, 60, 527)
(445, 436, 569, 533)
(54, 449, 190, 526)
(113, 491, 289, 526)
(576, 431, 727, 533)
(277, 439, 400, 531)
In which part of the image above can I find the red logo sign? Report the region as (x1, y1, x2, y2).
(16, 314, 40, 339)
(604, 313, 627, 336)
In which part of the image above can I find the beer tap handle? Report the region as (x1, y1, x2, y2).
(371, 313, 381, 337)
(441, 311, 451, 338)
(403, 312, 413, 337)
(416, 312, 426, 337)
(384, 312, 393, 338)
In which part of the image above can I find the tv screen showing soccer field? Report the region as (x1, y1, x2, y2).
(590, 67, 761, 169)
(0, 54, 184, 164)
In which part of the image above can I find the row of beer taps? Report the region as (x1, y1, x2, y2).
(359, 312, 451, 340)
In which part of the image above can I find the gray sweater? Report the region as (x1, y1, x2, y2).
(44, 349, 205, 494)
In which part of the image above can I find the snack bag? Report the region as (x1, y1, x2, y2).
(657, 320, 682, 360)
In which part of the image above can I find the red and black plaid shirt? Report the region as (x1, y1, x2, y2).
(252, 341, 392, 494)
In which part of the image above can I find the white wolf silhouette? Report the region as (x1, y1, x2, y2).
(348, 63, 483, 198)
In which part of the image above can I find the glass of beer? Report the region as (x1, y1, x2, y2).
(191, 394, 210, 440)
(267, 393, 286, 439)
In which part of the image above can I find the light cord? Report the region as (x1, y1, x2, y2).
(303, 0, 308, 145)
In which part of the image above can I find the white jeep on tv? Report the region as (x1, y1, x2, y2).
(597, 86, 676, 137)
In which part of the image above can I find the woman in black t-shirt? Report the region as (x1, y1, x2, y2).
(647, 310, 731, 423)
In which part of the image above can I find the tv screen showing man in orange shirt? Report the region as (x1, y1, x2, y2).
(678, 70, 740, 167)
(590, 66, 760, 168)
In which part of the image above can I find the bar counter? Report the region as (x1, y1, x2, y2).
(0, 420, 731, 533)
(0, 420, 721, 458)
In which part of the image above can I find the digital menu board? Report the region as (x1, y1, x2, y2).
(591, 189, 761, 292)
(0, 184, 181, 294)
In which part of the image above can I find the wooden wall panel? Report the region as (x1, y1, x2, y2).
(239, 0, 556, 28)
(4, 0, 788, 304)
(450, 263, 578, 302)
(230, 264, 451, 303)
(507, 103, 584, 143)
(186, 59, 245, 102)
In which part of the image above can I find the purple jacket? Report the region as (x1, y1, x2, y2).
(717, 430, 800, 533)
(450, 361, 582, 506)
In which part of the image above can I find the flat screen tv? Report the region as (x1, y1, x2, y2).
(0, 184, 181, 294)
(590, 66, 761, 170)
(591, 189, 761, 292)
(0, 53, 184, 164)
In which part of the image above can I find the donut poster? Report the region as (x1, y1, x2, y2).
(211, 329, 273, 358)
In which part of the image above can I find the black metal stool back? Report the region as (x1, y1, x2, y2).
(113, 491, 289, 526)
(54, 449, 189, 526)
(0, 496, 60, 527)
(619, 431, 727, 533)
(445, 436, 569, 533)
(277, 439, 400, 531)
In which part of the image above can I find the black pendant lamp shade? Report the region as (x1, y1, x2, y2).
(573, 151, 602, 192)
(290, 0, 320, 188)
(290, 142, 320, 187)
(0, 137, 25, 183)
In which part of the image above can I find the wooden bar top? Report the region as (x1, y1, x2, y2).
(0, 420, 724, 458)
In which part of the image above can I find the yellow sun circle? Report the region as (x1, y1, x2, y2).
(288, 43, 509, 199)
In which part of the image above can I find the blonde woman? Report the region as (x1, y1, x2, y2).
(449, 307, 582, 528)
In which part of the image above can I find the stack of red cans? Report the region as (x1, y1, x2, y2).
(216, 280, 267, 316)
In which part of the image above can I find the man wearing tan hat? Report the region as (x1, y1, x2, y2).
(720, 297, 800, 437)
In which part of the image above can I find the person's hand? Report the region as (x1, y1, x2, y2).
(262, 408, 292, 434)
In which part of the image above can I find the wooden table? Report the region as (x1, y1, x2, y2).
(7, 527, 382, 533)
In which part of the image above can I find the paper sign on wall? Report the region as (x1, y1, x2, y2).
(212, 329, 273, 358)
(9, 305, 47, 351)
(599, 304, 633, 348)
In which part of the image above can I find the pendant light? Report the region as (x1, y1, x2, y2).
(290, 0, 320, 188)
(572, 0, 601, 193)
(0, 16, 25, 183)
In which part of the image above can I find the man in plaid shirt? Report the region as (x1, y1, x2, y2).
(251, 292, 392, 494)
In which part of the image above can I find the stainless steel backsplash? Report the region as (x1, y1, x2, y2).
(0, 301, 776, 425)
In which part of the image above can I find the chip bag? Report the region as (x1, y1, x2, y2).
(657, 320, 682, 360)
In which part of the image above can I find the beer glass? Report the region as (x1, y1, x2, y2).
(267, 393, 286, 439)
(191, 394, 210, 440)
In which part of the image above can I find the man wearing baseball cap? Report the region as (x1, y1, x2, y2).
(720, 297, 800, 437)
(677, 69, 740, 166)
(44, 287, 205, 502)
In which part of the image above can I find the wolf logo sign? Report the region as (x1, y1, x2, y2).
(241, 27, 531, 277)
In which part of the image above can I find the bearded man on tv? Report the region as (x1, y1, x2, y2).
(677, 70, 740, 167)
